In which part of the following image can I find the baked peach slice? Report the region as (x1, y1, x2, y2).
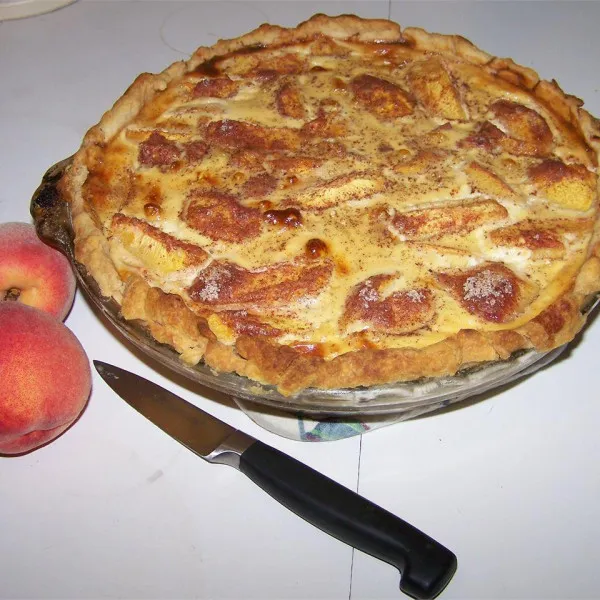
(0, 222, 76, 321)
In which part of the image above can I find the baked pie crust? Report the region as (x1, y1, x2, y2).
(60, 14, 600, 395)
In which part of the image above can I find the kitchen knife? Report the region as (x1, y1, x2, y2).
(94, 360, 457, 599)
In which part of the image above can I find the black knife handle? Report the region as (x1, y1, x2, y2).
(239, 441, 457, 599)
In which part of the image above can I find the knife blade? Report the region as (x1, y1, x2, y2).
(94, 360, 457, 599)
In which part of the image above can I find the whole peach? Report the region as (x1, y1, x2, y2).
(0, 303, 91, 455)
(0, 222, 76, 321)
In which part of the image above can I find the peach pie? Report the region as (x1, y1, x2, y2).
(60, 14, 600, 395)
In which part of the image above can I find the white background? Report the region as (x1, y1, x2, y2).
(1, 2, 600, 599)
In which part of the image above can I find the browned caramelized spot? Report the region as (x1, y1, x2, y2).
(263, 208, 303, 228)
(194, 57, 221, 77)
(198, 172, 220, 187)
(241, 173, 278, 198)
(82, 143, 136, 213)
(335, 258, 351, 275)
(206, 120, 301, 151)
(184, 190, 262, 243)
(189, 258, 333, 307)
(491, 100, 552, 155)
(310, 66, 328, 73)
(252, 69, 279, 83)
(391, 200, 508, 240)
(350, 74, 414, 119)
(276, 83, 305, 119)
(500, 137, 548, 158)
(350, 331, 379, 350)
(195, 45, 262, 78)
(332, 77, 347, 91)
(489, 222, 565, 258)
(253, 53, 306, 76)
(437, 264, 521, 323)
(463, 104, 552, 158)
(529, 159, 591, 185)
(138, 132, 181, 167)
(184, 141, 209, 162)
(310, 140, 347, 158)
(229, 149, 266, 170)
(301, 111, 347, 138)
(83, 172, 110, 210)
(305, 238, 328, 259)
(193, 76, 240, 98)
(144, 203, 162, 219)
(267, 156, 322, 176)
(218, 311, 282, 337)
(136, 179, 162, 208)
(460, 121, 506, 152)
(342, 274, 434, 334)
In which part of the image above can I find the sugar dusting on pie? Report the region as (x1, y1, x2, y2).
(61, 14, 600, 394)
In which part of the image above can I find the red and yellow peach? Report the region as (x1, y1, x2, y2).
(0, 222, 76, 321)
(0, 303, 91, 455)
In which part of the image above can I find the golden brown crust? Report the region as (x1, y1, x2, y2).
(121, 276, 210, 364)
(61, 14, 600, 395)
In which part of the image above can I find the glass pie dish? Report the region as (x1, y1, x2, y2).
(30, 157, 597, 418)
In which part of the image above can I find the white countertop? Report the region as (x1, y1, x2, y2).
(2, 2, 600, 598)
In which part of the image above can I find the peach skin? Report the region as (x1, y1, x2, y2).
(0, 303, 91, 455)
(0, 222, 76, 320)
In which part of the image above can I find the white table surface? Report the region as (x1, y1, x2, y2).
(2, 1, 600, 598)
